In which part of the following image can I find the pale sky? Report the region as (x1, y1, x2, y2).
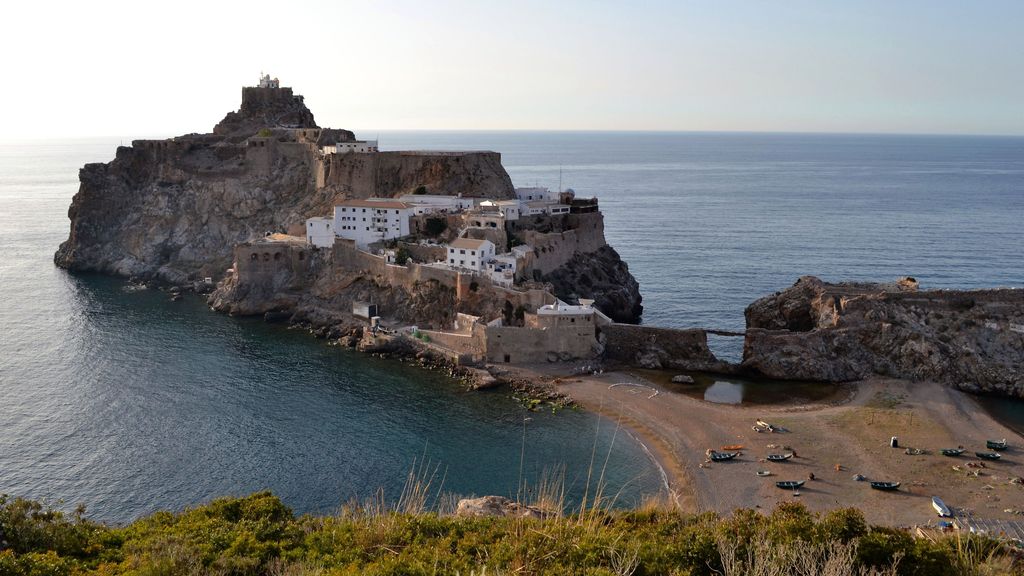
(3, 0, 1023, 138)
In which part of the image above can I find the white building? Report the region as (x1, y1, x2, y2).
(305, 217, 335, 248)
(446, 238, 495, 272)
(523, 201, 571, 216)
(485, 253, 518, 287)
(515, 187, 558, 202)
(479, 199, 521, 221)
(334, 199, 414, 248)
(258, 74, 280, 88)
(397, 194, 474, 215)
(322, 140, 379, 154)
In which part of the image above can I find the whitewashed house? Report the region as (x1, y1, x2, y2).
(322, 140, 379, 154)
(398, 194, 474, 214)
(479, 199, 521, 221)
(305, 217, 335, 248)
(485, 253, 518, 287)
(446, 238, 495, 272)
(334, 199, 414, 248)
(515, 187, 557, 202)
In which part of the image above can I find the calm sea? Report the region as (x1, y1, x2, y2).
(1, 132, 1022, 522)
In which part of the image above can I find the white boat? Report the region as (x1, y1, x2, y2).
(932, 496, 952, 517)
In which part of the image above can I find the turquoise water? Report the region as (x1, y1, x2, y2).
(2, 133, 1023, 522)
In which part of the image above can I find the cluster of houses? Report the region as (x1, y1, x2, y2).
(305, 186, 574, 288)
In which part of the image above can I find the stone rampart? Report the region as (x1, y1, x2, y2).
(600, 324, 732, 372)
(484, 324, 598, 364)
(519, 212, 607, 276)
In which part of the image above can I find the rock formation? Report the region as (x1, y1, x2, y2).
(742, 276, 1024, 396)
(55, 86, 515, 286)
(542, 245, 643, 323)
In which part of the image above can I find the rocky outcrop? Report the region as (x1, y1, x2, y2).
(55, 89, 516, 286)
(543, 245, 643, 323)
(742, 276, 1024, 397)
(214, 86, 318, 139)
(455, 496, 552, 519)
(320, 151, 514, 200)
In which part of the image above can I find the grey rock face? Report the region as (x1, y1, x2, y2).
(742, 276, 1024, 397)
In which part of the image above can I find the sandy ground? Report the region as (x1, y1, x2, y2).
(544, 370, 1024, 527)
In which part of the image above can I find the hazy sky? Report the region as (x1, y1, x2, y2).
(4, 0, 1023, 138)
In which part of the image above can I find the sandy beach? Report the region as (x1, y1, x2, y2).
(542, 370, 1024, 527)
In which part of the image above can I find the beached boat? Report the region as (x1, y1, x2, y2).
(721, 444, 744, 451)
(756, 470, 772, 477)
(776, 480, 804, 490)
(976, 452, 1002, 460)
(709, 451, 739, 462)
(987, 440, 1007, 451)
(932, 496, 952, 517)
(941, 448, 966, 457)
(870, 481, 901, 491)
(766, 453, 793, 462)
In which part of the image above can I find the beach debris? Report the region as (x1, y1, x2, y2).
(904, 447, 926, 455)
(967, 461, 987, 469)
(721, 444, 744, 451)
(1004, 509, 1024, 515)
(1010, 477, 1023, 485)
(853, 474, 866, 481)
(834, 463, 844, 471)
(952, 466, 962, 471)
(808, 472, 816, 480)
(699, 462, 709, 469)
(766, 444, 780, 449)
(983, 485, 995, 490)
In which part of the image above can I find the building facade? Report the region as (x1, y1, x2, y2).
(333, 199, 414, 248)
(322, 140, 379, 154)
(446, 238, 495, 271)
(306, 217, 335, 248)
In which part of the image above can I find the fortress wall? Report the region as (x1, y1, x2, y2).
(330, 240, 460, 292)
(601, 324, 727, 371)
(418, 329, 485, 357)
(484, 325, 598, 364)
(233, 241, 313, 288)
(520, 212, 607, 276)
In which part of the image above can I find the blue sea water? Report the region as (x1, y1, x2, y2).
(1, 132, 1023, 523)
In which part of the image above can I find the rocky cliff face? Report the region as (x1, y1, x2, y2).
(55, 90, 517, 285)
(742, 276, 1024, 396)
(542, 245, 643, 323)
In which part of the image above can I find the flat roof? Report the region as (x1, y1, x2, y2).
(336, 199, 412, 209)
(449, 237, 491, 250)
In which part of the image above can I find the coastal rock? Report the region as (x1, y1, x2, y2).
(54, 86, 515, 286)
(742, 276, 1024, 397)
(455, 496, 551, 519)
(542, 245, 643, 323)
(672, 374, 695, 384)
(601, 324, 736, 373)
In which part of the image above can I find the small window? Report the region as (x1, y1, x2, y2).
(250, 253, 258, 261)
(460, 249, 465, 255)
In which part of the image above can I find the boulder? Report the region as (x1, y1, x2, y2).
(455, 496, 551, 519)
(671, 374, 695, 384)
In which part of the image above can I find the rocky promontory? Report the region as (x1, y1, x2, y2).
(55, 81, 643, 324)
(742, 276, 1024, 396)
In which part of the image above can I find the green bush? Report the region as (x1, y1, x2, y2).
(0, 494, 1017, 575)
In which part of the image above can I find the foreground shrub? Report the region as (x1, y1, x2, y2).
(0, 493, 1019, 575)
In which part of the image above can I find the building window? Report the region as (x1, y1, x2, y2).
(470, 250, 475, 256)
(450, 259, 455, 264)
(460, 249, 465, 254)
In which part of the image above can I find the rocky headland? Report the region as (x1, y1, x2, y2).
(54, 82, 641, 323)
(742, 276, 1024, 396)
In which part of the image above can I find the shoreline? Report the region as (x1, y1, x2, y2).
(545, 368, 1024, 526)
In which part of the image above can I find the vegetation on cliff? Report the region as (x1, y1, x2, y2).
(1, 492, 1017, 575)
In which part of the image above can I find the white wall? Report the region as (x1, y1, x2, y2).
(306, 218, 335, 248)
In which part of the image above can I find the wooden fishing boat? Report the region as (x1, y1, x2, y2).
(721, 444, 744, 451)
(756, 470, 772, 477)
(870, 481, 901, 491)
(776, 480, 805, 490)
(941, 448, 966, 457)
(709, 451, 739, 462)
(766, 453, 793, 462)
(976, 452, 1002, 460)
(932, 496, 952, 517)
(987, 440, 1008, 451)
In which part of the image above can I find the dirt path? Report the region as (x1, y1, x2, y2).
(556, 372, 1024, 526)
